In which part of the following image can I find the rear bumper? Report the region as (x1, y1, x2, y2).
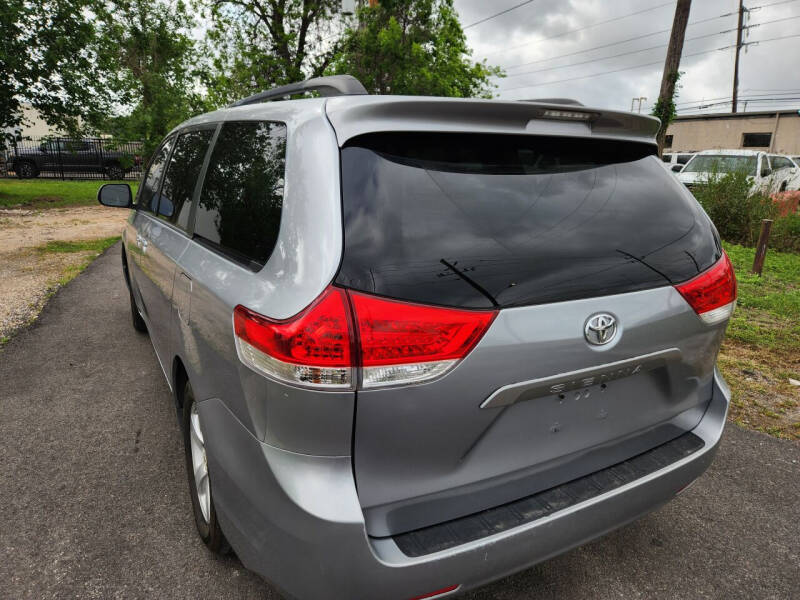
(199, 368, 730, 600)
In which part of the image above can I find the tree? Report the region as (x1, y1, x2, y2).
(95, 0, 202, 153)
(651, 70, 682, 154)
(330, 0, 502, 97)
(0, 0, 108, 143)
(201, 0, 346, 107)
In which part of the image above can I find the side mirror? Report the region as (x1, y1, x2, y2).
(671, 164, 683, 172)
(98, 183, 133, 208)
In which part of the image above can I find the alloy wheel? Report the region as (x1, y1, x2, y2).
(188, 402, 211, 523)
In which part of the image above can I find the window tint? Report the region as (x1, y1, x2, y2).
(770, 156, 792, 170)
(677, 154, 693, 164)
(138, 137, 174, 213)
(683, 154, 757, 176)
(337, 132, 719, 309)
(194, 121, 286, 269)
(742, 132, 771, 148)
(157, 129, 214, 228)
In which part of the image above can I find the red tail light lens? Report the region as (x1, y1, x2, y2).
(409, 585, 460, 600)
(675, 251, 737, 325)
(233, 287, 353, 388)
(233, 288, 496, 389)
(350, 291, 496, 387)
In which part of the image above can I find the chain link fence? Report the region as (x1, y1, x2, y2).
(0, 137, 145, 181)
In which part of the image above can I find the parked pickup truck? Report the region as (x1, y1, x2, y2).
(10, 138, 137, 179)
(677, 149, 798, 194)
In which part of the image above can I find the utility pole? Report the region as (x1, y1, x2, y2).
(732, 0, 745, 113)
(655, 0, 692, 154)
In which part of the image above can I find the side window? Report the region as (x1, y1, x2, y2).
(193, 121, 287, 269)
(770, 156, 791, 170)
(138, 137, 175, 214)
(157, 129, 214, 229)
(677, 154, 692, 165)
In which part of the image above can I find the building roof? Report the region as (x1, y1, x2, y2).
(674, 109, 799, 122)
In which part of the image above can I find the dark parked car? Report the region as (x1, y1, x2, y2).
(10, 138, 136, 179)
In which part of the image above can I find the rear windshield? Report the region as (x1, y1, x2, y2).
(683, 154, 757, 176)
(337, 132, 720, 309)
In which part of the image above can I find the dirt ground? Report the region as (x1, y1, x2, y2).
(0, 206, 128, 339)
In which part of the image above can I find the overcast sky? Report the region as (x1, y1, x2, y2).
(453, 0, 800, 114)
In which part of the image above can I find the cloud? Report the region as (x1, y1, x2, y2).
(456, 0, 800, 113)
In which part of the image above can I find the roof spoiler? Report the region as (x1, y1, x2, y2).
(519, 98, 584, 106)
(230, 75, 368, 107)
(325, 96, 661, 146)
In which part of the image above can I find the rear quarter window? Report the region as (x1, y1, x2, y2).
(157, 128, 214, 229)
(337, 132, 720, 309)
(193, 121, 287, 270)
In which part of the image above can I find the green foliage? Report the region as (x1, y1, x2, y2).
(95, 0, 202, 155)
(723, 242, 800, 353)
(331, 0, 502, 97)
(0, 0, 110, 144)
(651, 70, 682, 151)
(37, 237, 122, 254)
(770, 214, 800, 253)
(691, 169, 777, 246)
(200, 0, 344, 107)
(0, 179, 139, 208)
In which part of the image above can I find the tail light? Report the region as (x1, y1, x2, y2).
(233, 287, 354, 388)
(675, 251, 737, 325)
(350, 291, 496, 388)
(409, 585, 460, 599)
(234, 287, 496, 389)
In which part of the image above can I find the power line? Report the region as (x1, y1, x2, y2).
(463, 0, 538, 30)
(483, 0, 799, 64)
(750, 0, 800, 9)
(499, 48, 730, 93)
(480, 1, 676, 58)
(503, 13, 799, 72)
(502, 14, 800, 79)
(503, 30, 730, 79)
(497, 33, 800, 94)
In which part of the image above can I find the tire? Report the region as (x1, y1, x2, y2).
(182, 381, 229, 554)
(106, 163, 125, 180)
(15, 160, 37, 179)
(129, 288, 147, 333)
(122, 250, 147, 333)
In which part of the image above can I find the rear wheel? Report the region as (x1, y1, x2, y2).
(128, 288, 147, 332)
(15, 161, 37, 179)
(182, 381, 228, 553)
(105, 163, 125, 180)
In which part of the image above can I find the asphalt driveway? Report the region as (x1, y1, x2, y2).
(1, 242, 798, 599)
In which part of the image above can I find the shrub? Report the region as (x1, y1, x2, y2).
(691, 169, 778, 246)
(771, 214, 800, 253)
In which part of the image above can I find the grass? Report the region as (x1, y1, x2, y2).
(37, 237, 122, 255)
(36, 236, 121, 286)
(0, 179, 139, 208)
(719, 242, 800, 440)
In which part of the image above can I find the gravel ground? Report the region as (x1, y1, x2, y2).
(0, 243, 798, 599)
(0, 206, 127, 338)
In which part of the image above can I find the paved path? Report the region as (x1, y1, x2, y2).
(1, 243, 798, 599)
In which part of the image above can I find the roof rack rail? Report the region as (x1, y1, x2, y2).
(518, 98, 584, 106)
(230, 75, 368, 107)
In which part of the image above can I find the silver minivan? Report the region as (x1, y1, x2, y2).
(99, 76, 735, 600)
